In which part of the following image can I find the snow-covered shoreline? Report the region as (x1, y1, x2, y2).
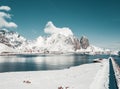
(0, 59, 109, 89)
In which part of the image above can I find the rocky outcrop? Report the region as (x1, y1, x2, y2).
(73, 38, 81, 51)
(80, 36, 89, 49)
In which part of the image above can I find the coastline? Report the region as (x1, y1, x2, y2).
(0, 59, 109, 89)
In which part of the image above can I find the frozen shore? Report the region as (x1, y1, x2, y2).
(0, 59, 109, 89)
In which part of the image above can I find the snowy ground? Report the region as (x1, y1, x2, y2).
(0, 59, 109, 89)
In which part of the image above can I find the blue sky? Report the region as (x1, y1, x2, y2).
(0, 0, 120, 50)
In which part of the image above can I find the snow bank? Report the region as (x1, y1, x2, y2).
(0, 60, 109, 89)
(89, 59, 109, 89)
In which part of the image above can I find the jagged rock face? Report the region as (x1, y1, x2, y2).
(80, 36, 89, 49)
(0, 30, 26, 48)
(73, 38, 81, 51)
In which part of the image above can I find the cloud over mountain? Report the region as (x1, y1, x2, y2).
(44, 21, 73, 36)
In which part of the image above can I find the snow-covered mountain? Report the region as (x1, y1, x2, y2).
(0, 29, 26, 48)
(0, 5, 111, 54)
(38, 34, 79, 52)
(19, 22, 81, 53)
(0, 43, 16, 54)
(0, 29, 26, 53)
(0, 22, 111, 54)
(18, 21, 110, 54)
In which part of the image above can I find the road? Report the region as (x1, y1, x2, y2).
(109, 58, 118, 89)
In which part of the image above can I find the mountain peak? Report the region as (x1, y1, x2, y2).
(80, 35, 89, 49)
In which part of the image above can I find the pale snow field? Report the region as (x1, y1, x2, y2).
(0, 59, 109, 89)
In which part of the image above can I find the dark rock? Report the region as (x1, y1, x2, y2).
(73, 38, 81, 51)
(80, 36, 89, 49)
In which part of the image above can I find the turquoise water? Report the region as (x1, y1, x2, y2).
(0, 54, 112, 72)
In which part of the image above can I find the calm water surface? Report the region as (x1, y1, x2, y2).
(0, 54, 117, 72)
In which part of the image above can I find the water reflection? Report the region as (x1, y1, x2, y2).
(0, 54, 108, 72)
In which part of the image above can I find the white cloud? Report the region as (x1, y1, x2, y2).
(0, 6, 11, 11)
(44, 21, 73, 36)
(0, 12, 11, 18)
(0, 6, 17, 29)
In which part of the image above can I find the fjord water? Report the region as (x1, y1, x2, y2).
(0, 54, 116, 72)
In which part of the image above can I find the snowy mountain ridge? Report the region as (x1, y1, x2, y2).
(0, 5, 114, 54)
(0, 22, 111, 54)
(0, 29, 26, 48)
